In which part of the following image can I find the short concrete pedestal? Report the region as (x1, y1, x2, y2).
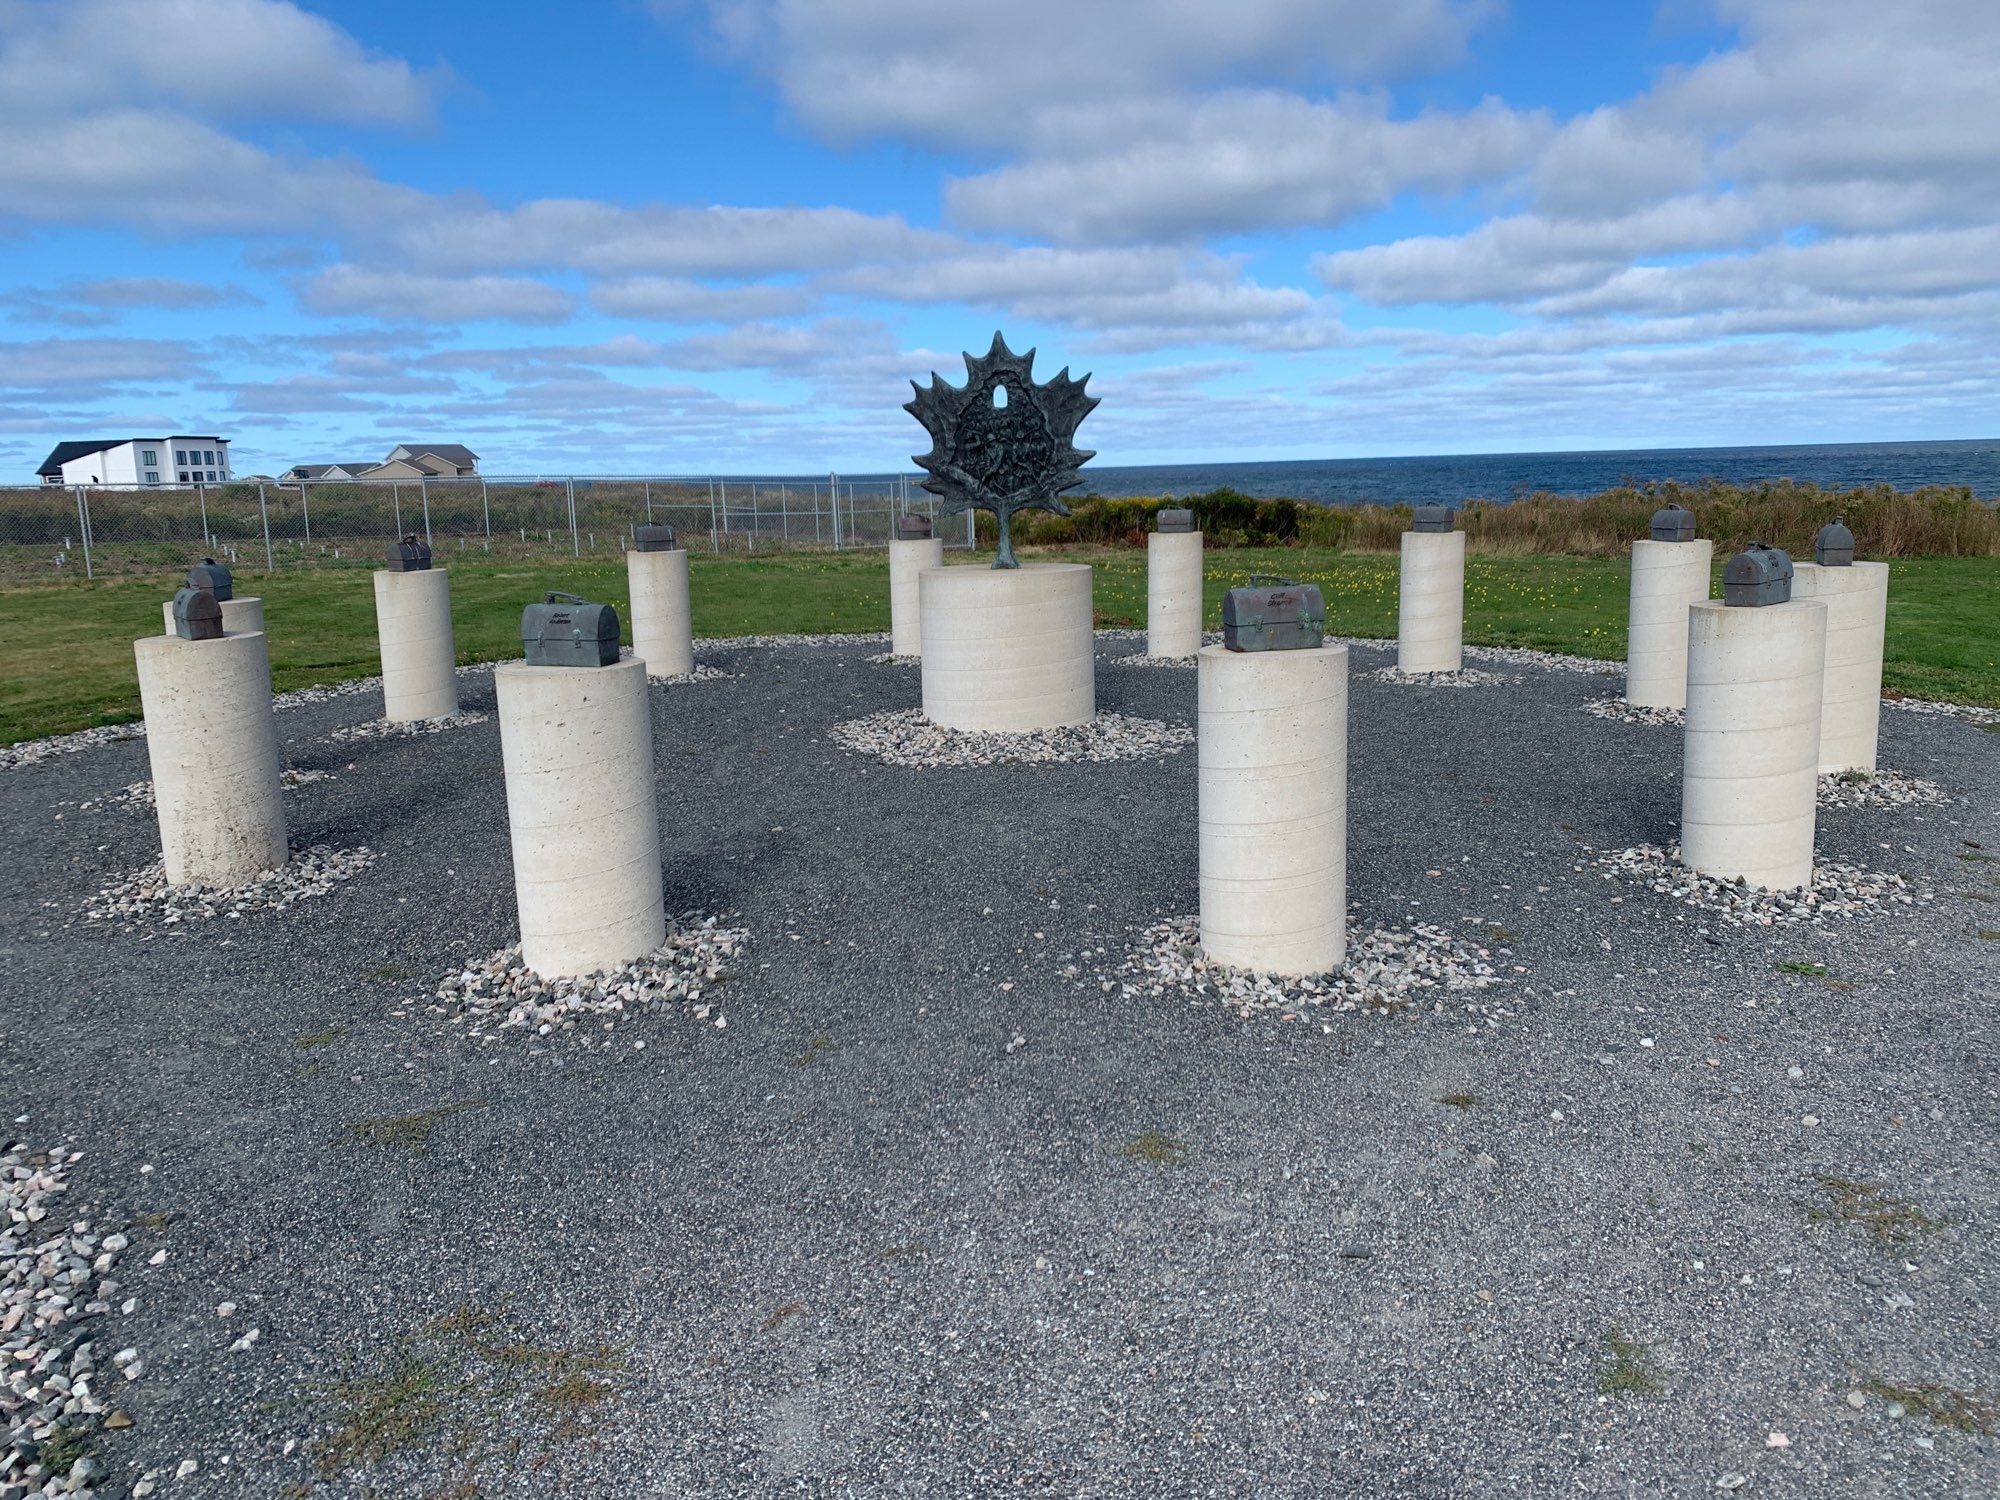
(1626, 538, 1714, 709)
(373, 569, 459, 722)
(163, 596, 263, 636)
(888, 536, 944, 657)
(1681, 599, 1826, 891)
(1398, 531, 1465, 674)
(1198, 644, 1348, 976)
(133, 631, 287, 887)
(919, 563, 1094, 731)
(495, 658, 665, 978)
(627, 548, 695, 678)
(1792, 561, 1889, 773)
(1146, 530, 1204, 658)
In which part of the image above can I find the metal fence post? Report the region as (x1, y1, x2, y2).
(719, 478, 729, 544)
(480, 476, 491, 539)
(829, 472, 840, 549)
(73, 488, 93, 579)
(566, 478, 579, 555)
(197, 483, 210, 547)
(643, 479, 653, 522)
(257, 482, 274, 570)
(393, 484, 403, 537)
(708, 479, 719, 552)
(421, 475, 433, 547)
(300, 482, 311, 544)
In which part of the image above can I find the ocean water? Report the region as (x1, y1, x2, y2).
(1070, 438, 2000, 506)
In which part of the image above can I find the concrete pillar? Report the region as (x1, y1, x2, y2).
(133, 630, 287, 887)
(920, 563, 1094, 731)
(372, 568, 459, 722)
(1681, 599, 1826, 891)
(627, 547, 695, 678)
(494, 657, 665, 978)
(163, 597, 263, 636)
(888, 535, 944, 656)
(1146, 530, 1205, 657)
(1198, 644, 1348, 975)
(1792, 561, 1889, 774)
(1397, 531, 1465, 674)
(1625, 539, 1714, 709)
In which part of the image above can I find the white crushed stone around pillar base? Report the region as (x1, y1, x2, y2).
(69, 767, 334, 814)
(330, 711, 489, 744)
(432, 914, 749, 1044)
(644, 664, 731, 686)
(829, 709, 1191, 768)
(1362, 665, 1521, 688)
(1589, 844, 1930, 925)
(1816, 770, 1954, 808)
(80, 845, 377, 927)
(1583, 697, 1686, 727)
(1095, 914, 1506, 1030)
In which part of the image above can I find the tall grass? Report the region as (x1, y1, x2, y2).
(1006, 480, 2000, 559)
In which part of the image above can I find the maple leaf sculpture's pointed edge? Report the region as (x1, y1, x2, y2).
(904, 331, 1099, 568)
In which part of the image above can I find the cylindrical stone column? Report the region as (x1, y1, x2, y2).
(1791, 561, 1889, 774)
(1198, 644, 1348, 976)
(888, 535, 944, 656)
(1146, 530, 1205, 657)
(372, 569, 459, 721)
(494, 658, 665, 978)
(1398, 531, 1465, 674)
(1626, 539, 1714, 709)
(163, 596, 263, 636)
(627, 547, 695, 678)
(920, 563, 1094, 731)
(1681, 599, 1826, 891)
(133, 631, 287, 887)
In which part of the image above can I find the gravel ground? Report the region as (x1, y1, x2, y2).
(0, 633, 1994, 1498)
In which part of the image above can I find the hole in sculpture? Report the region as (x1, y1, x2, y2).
(991, 382, 1009, 408)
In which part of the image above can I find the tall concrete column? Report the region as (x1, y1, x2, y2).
(1146, 530, 1205, 658)
(1792, 561, 1889, 773)
(627, 547, 695, 678)
(1625, 538, 1714, 709)
(372, 568, 459, 721)
(1397, 531, 1465, 674)
(920, 563, 1094, 731)
(1198, 643, 1348, 976)
(495, 657, 665, 978)
(1681, 599, 1826, 890)
(134, 630, 287, 887)
(888, 535, 944, 656)
(163, 597, 263, 636)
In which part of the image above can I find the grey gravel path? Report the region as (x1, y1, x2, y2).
(1, 635, 1994, 1498)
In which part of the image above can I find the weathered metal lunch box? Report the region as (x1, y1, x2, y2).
(1814, 516, 1855, 567)
(634, 522, 680, 552)
(170, 586, 224, 641)
(187, 557, 233, 599)
(522, 592, 621, 667)
(895, 513, 933, 541)
(1156, 507, 1194, 534)
(1221, 576, 1325, 652)
(1649, 503, 1697, 542)
(1722, 542, 1794, 607)
(385, 534, 432, 571)
(1411, 504, 1455, 533)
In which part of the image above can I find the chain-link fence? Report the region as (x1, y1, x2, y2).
(0, 474, 974, 581)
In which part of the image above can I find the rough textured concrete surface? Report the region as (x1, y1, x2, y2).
(373, 567, 459, 722)
(629, 546, 697, 679)
(1147, 530, 1205, 659)
(920, 562, 1094, 730)
(1626, 538, 1714, 710)
(2, 634, 1994, 1499)
(1398, 531, 1466, 674)
(1793, 561, 1890, 775)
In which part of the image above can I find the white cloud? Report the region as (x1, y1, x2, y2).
(0, 0, 445, 126)
(591, 277, 817, 322)
(662, 0, 1495, 148)
(300, 266, 578, 325)
(946, 93, 1547, 243)
(0, 336, 203, 388)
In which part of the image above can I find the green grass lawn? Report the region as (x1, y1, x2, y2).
(4, 547, 1995, 744)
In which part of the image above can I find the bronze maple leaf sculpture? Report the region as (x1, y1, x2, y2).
(905, 332, 1099, 569)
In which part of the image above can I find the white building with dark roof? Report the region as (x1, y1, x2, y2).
(38, 437, 232, 486)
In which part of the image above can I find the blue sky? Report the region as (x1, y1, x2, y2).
(1, 0, 1995, 479)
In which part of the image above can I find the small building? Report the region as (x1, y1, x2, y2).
(38, 437, 232, 486)
(281, 462, 378, 482)
(360, 443, 481, 480)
